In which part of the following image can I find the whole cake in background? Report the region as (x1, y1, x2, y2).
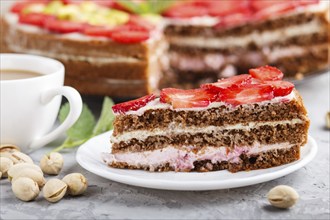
(162, 0, 330, 88)
(104, 66, 310, 172)
(1, 0, 329, 97)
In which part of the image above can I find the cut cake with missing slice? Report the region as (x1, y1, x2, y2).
(104, 66, 310, 173)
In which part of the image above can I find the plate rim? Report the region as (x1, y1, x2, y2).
(76, 131, 318, 191)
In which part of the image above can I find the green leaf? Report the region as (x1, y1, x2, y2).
(93, 97, 115, 136)
(58, 103, 96, 141)
(53, 97, 115, 153)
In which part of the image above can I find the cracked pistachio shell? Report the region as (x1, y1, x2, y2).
(267, 185, 299, 209)
(40, 152, 63, 175)
(0, 157, 14, 178)
(0, 171, 2, 179)
(12, 177, 39, 202)
(62, 173, 87, 196)
(43, 179, 67, 203)
(11, 168, 45, 187)
(0, 151, 33, 164)
(0, 144, 20, 153)
(8, 163, 43, 181)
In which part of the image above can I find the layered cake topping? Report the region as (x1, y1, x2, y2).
(112, 66, 295, 114)
(10, 0, 162, 43)
(163, 0, 320, 27)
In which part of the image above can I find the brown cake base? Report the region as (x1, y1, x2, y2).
(108, 145, 300, 173)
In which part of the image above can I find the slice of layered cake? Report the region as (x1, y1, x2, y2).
(104, 66, 310, 172)
(163, 0, 329, 88)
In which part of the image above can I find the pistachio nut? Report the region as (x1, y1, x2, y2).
(267, 185, 299, 209)
(12, 177, 39, 202)
(7, 163, 43, 181)
(43, 179, 67, 203)
(0, 157, 14, 178)
(11, 168, 45, 187)
(0, 151, 33, 164)
(62, 173, 87, 196)
(40, 152, 64, 175)
(0, 144, 20, 153)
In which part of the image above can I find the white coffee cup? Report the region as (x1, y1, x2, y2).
(0, 54, 83, 153)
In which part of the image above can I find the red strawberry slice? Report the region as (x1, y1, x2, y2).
(265, 80, 294, 97)
(296, 0, 319, 6)
(11, 1, 47, 14)
(112, 94, 156, 114)
(127, 15, 155, 31)
(219, 84, 274, 106)
(19, 13, 54, 27)
(44, 18, 86, 34)
(163, 3, 208, 18)
(249, 66, 284, 81)
(110, 25, 150, 44)
(201, 74, 252, 92)
(207, 0, 250, 17)
(214, 12, 253, 28)
(83, 25, 113, 38)
(251, 0, 294, 11)
(160, 88, 218, 109)
(253, 0, 296, 19)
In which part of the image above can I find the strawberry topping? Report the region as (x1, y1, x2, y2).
(265, 80, 294, 97)
(214, 12, 252, 28)
(160, 88, 218, 109)
(44, 18, 86, 34)
(249, 66, 284, 81)
(112, 94, 156, 114)
(19, 13, 54, 27)
(83, 25, 113, 38)
(218, 83, 274, 106)
(110, 24, 150, 44)
(11, 0, 47, 14)
(127, 15, 155, 31)
(162, 2, 208, 18)
(207, 0, 250, 17)
(201, 74, 252, 92)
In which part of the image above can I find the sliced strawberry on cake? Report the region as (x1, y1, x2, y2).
(160, 88, 218, 109)
(201, 74, 252, 92)
(44, 18, 86, 34)
(112, 94, 156, 114)
(19, 13, 55, 27)
(218, 83, 274, 106)
(249, 65, 284, 81)
(265, 80, 294, 97)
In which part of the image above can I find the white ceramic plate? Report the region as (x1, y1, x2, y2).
(76, 131, 317, 191)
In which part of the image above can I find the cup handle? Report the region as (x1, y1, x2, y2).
(28, 86, 82, 150)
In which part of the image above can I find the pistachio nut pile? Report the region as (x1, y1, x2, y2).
(0, 144, 88, 203)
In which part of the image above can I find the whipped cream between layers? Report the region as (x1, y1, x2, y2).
(119, 91, 296, 116)
(111, 118, 304, 143)
(103, 142, 295, 171)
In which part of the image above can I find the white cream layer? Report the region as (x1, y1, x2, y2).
(111, 119, 304, 143)
(103, 143, 294, 171)
(168, 19, 324, 49)
(120, 91, 296, 116)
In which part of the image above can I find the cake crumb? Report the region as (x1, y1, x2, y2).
(295, 73, 304, 80)
(326, 112, 330, 129)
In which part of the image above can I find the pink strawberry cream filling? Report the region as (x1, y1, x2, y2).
(103, 143, 294, 172)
